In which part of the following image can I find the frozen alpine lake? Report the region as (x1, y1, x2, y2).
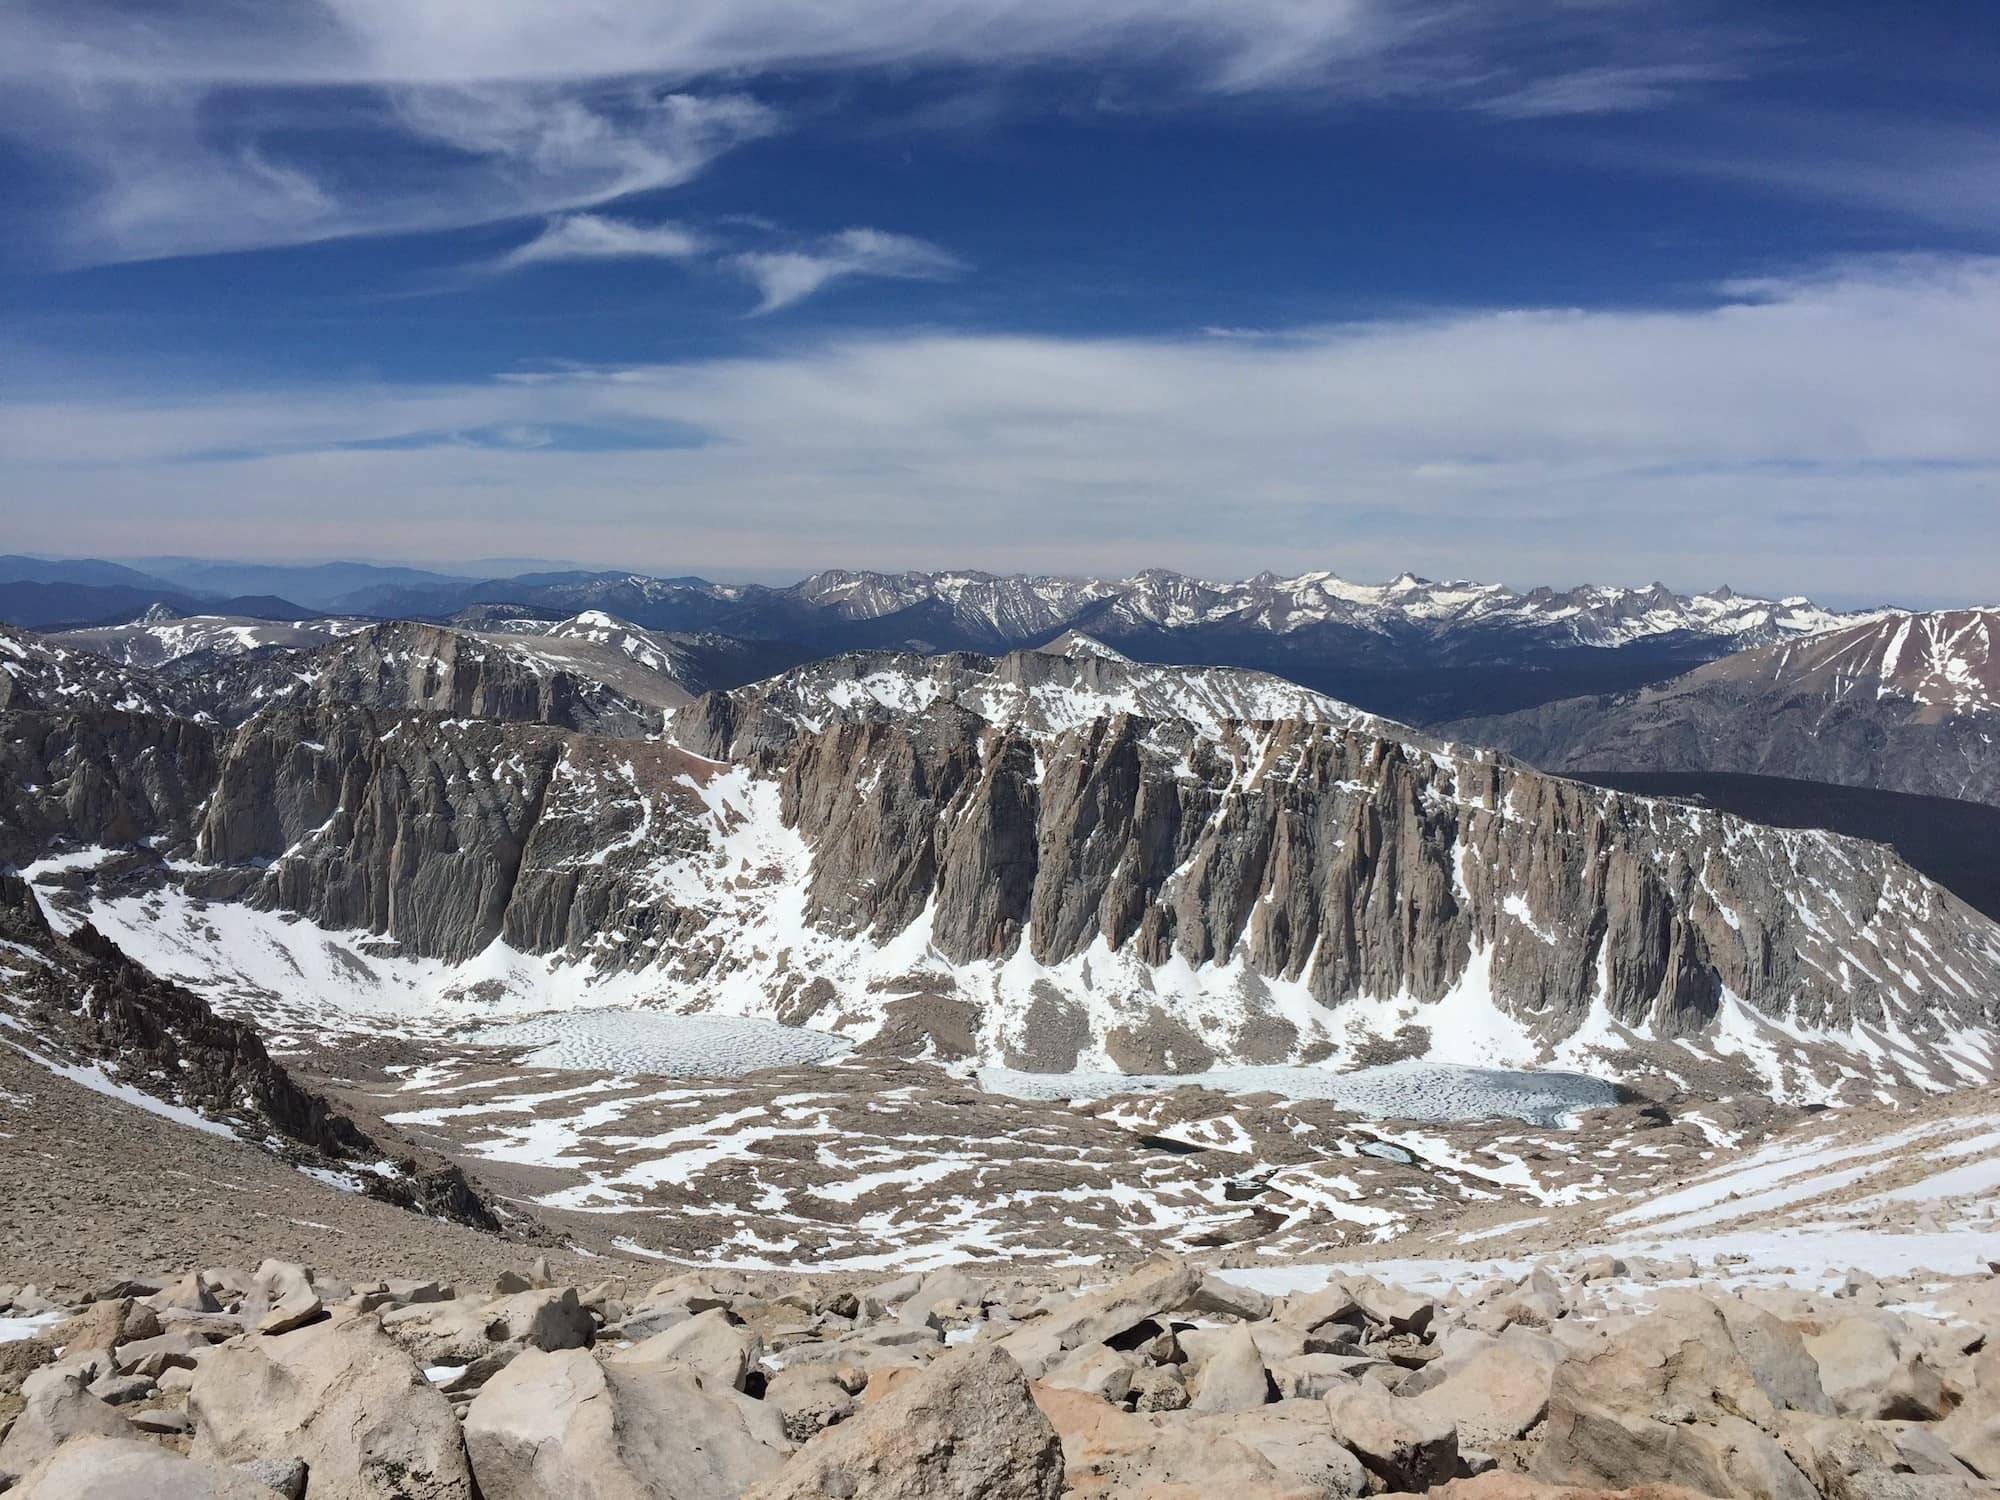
(481, 1010, 856, 1076)
(976, 1059, 1621, 1125)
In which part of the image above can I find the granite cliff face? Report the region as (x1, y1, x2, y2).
(4, 634, 1997, 1096)
(682, 663, 1999, 1084)
(1448, 610, 2000, 808)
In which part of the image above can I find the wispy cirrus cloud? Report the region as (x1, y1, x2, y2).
(491, 217, 961, 314)
(3, 78, 776, 265)
(499, 213, 711, 270)
(1, 0, 1745, 100)
(5, 256, 1996, 599)
(1627, 111, 2000, 234)
(0, 0, 1754, 266)
(731, 230, 967, 313)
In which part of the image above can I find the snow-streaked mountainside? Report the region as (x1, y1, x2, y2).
(174, 618, 688, 736)
(1034, 629, 1132, 662)
(50, 607, 370, 671)
(1449, 608, 2000, 809)
(207, 615, 805, 735)
(1740, 608, 1999, 717)
(673, 645, 1382, 748)
(7, 635, 1997, 1106)
(0, 625, 180, 716)
(501, 610, 817, 699)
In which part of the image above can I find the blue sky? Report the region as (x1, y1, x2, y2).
(1, 1, 1996, 605)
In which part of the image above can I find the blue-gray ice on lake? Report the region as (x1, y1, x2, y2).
(477, 1008, 1616, 1124)
(976, 1061, 1621, 1126)
(482, 1011, 855, 1076)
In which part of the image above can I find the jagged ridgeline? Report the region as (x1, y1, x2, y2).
(3, 624, 1998, 1098)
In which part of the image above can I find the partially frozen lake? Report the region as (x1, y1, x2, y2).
(481, 1010, 855, 1076)
(474, 1008, 1616, 1124)
(976, 1060, 1621, 1126)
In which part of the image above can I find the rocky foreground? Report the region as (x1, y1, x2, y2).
(2, 1249, 1996, 1499)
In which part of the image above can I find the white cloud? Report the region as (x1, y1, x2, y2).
(6, 81, 775, 264)
(4, 257, 1996, 600)
(732, 229, 966, 313)
(0, 1, 1749, 263)
(1627, 112, 2000, 233)
(501, 213, 711, 269)
(1482, 62, 1744, 121)
(1, 1, 1733, 100)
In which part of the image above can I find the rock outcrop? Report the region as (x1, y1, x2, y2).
(189, 1313, 474, 1500)
(465, 1348, 789, 1500)
(744, 1345, 1062, 1500)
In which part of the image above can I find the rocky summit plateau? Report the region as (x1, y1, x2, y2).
(2, 566, 1998, 1500)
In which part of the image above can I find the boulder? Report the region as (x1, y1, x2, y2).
(764, 1364, 858, 1442)
(1685, 1296, 1830, 1417)
(1273, 1282, 1362, 1334)
(1411, 1330, 1562, 1445)
(465, 1347, 788, 1500)
(1039, 1344, 1139, 1404)
(380, 1287, 593, 1367)
(1269, 1352, 1381, 1400)
(1185, 1401, 1367, 1497)
(0, 1374, 136, 1486)
(251, 1262, 323, 1337)
(1324, 1382, 1458, 1491)
(1188, 1322, 1273, 1413)
(1130, 1362, 1190, 1412)
(1937, 1385, 2000, 1479)
(151, 1273, 223, 1315)
(1182, 1275, 1273, 1323)
(1000, 1256, 1199, 1374)
(0, 1338, 54, 1397)
(1031, 1384, 1322, 1500)
(1180, 1322, 1307, 1370)
(607, 1304, 692, 1342)
(608, 1306, 759, 1391)
(234, 1457, 308, 1499)
(896, 1270, 987, 1328)
(114, 1329, 211, 1375)
(747, 1345, 1061, 1500)
(46, 1301, 149, 1354)
(1349, 1277, 1437, 1336)
(1533, 1303, 1819, 1500)
(385, 1279, 449, 1306)
(1805, 1318, 1947, 1421)
(1428, 1477, 1721, 1498)
(8, 1436, 278, 1499)
(189, 1312, 472, 1500)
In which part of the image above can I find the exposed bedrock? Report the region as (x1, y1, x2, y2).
(191, 700, 2000, 1050)
(8, 683, 1999, 1070)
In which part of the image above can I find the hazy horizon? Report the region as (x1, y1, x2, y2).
(6, 548, 1987, 616)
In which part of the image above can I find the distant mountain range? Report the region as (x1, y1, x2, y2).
(2, 557, 1892, 722)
